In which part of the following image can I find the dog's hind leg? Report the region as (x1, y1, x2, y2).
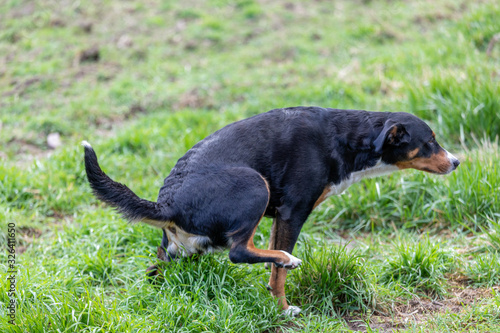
(156, 228, 170, 261)
(228, 216, 302, 269)
(146, 229, 173, 278)
(227, 173, 302, 269)
(222, 168, 301, 269)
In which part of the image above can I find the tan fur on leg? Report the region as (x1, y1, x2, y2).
(269, 265, 289, 310)
(264, 218, 277, 270)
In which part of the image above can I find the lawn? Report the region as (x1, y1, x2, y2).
(1, 0, 500, 331)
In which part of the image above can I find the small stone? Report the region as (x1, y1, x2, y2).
(117, 35, 133, 49)
(47, 132, 61, 149)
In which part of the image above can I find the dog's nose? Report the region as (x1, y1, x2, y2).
(445, 150, 460, 170)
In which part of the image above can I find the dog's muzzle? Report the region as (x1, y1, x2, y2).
(446, 150, 460, 173)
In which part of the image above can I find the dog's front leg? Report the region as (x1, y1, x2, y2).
(264, 218, 277, 270)
(267, 214, 304, 316)
(269, 266, 292, 310)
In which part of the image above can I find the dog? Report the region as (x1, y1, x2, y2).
(83, 106, 460, 315)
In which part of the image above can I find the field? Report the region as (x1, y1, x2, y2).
(1, 0, 500, 331)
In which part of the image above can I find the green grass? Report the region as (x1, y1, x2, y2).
(288, 242, 376, 316)
(466, 252, 500, 287)
(1, 0, 500, 331)
(380, 236, 453, 296)
(480, 218, 500, 251)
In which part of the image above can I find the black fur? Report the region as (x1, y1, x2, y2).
(83, 106, 458, 274)
(83, 106, 460, 312)
(84, 144, 172, 222)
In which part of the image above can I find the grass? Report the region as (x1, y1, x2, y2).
(380, 237, 452, 296)
(466, 252, 500, 287)
(1, 0, 500, 331)
(288, 242, 376, 316)
(310, 140, 500, 231)
(480, 218, 500, 251)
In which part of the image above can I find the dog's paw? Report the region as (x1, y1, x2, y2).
(146, 264, 161, 278)
(279, 251, 302, 270)
(157, 246, 169, 262)
(145, 264, 165, 284)
(283, 305, 302, 317)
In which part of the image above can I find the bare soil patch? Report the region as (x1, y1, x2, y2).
(345, 276, 495, 332)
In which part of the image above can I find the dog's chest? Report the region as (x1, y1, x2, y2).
(318, 160, 398, 205)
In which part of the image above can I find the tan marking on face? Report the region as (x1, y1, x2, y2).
(396, 149, 452, 174)
(313, 186, 331, 209)
(408, 148, 420, 159)
(432, 131, 436, 138)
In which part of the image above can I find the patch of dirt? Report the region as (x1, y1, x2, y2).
(345, 276, 495, 332)
(91, 100, 156, 138)
(173, 87, 217, 110)
(3, 77, 41, 97)
(17, 226, 44, 254)
(124, 103, 146, 119)
(16, 213, 72, 254)
(6, 138, 53, 166)
(77, 46, 100, 64)
(412, 1, 467, 30)
(71, 61, 122, 82)
(77, 21, 93, 33)
(345, 315, 404, 332)
(11, 3, 35, 18)
(50, 18, 66, 28)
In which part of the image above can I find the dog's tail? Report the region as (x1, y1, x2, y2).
(82, 141, 171, 226)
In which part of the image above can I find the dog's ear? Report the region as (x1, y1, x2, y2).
(373, 120, 411, 153)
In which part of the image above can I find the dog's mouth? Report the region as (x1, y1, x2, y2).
(433, 151, 460, 175)
(422, 166, 454, 175)
(396, 149, 460, 175)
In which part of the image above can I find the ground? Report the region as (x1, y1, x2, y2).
(1, 0, 500, 332)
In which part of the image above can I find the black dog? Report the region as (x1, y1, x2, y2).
(83, 106, 459, 315)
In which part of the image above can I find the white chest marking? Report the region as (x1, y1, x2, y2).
(325, 160, 399, 197)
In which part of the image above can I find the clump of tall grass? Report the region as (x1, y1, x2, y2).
(464, 217, 500, 287)
(380, 237, 452, 296)
(466, 252, 500, 287)
(288, 242, 376, 315)
(407, 67, 500, 143)
(480, 218, 500, 252)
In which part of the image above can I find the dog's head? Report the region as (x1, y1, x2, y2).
(374, 113, 460, 175)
